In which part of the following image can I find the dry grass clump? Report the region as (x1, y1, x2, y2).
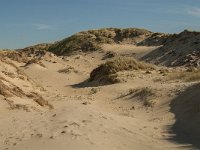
(159, 68, 169, 76)
(90, 57, 154, 84)
(0, 76, 52, 109)
(0, 77, 26, 97)
(0, 80, 13, 97)
(19, 43, 52, 52)
(27, 92, 53, 109)
(129, 87, 155, 99)
(7, 101, 30, 112)
(1, 59, 33, 82)
(0, 51, 29, 63)
(58, 66, 78, 74)
(102, 51, 118, 60)
(12, 86, 26, 97)
(168, 68, 200, 82)
(24, 59, 46, 68)
(90, 87, 101, 95)
(128, 87, 156, 107)
(1, 71, 16, 78)
(1, 58, 19, 69)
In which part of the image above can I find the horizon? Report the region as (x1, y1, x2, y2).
(1, 0, 200, 49)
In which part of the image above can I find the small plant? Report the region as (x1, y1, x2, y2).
(134, 87, 155, 100)
(126, 87, 156, 107)
(159, 68, 169, 76)
(144, 99, 156, 107)
(58, 68, 73, 74)
(58, 66, 78, 74)
(90, 88, 100, 94)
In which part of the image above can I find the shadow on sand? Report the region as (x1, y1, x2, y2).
(169, 83, 200, 149)
(69, 79, 101, 88)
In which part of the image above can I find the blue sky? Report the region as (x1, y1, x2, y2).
(0, 0, 200, 49)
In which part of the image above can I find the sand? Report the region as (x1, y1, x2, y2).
(0, 45, 199, 150)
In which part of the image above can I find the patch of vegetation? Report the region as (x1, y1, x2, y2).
(90, 87, 100, 94)
(1, 71, 16, 78)
(168, 68, 200, 82)
(48, 28, 153, 55)
(89, 56, 154, 85)
(128, 87, 156, 107)
(24, 59, 46, 68)
(102, 51, 118, 60)
(0, 80, 13, 97)
(0, 51, 29, 63)
(58, 66, 78, 74)
(48, 33, 102, 55)
(129, 87, 155, 99)
(0, 78, 26, 97)
(21, 43, 52, 51)
(27, 92, 53, 109)
(143, 99, 156, 107)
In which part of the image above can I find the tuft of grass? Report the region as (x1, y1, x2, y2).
(143, 99, 156, 107)
(127, 87, 156, 107)
(90, 88, 100, 94)
(27, 92, 53, 109)
(130, 87, 155, 100)
(102, 51, 118, 60)
(58, 67, 78, 74)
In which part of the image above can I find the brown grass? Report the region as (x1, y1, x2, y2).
(129, 87, 156, 107)
(0, 76, 26, 98)
(0, 80, 13, 97)
(48, 28, 153, 55)
(58, 66, 78, 74)
(24, 59, 46, 68)
(27, 92, 53, 109)
(168, 69, 200, 82)
(102, 51, 118, 60)
(0, 51, 29, 63)
(90, 56, 155, 84)
(119, 87, 156, 107)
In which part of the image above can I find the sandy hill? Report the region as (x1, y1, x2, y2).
(142, 30, 200, 67)
(48, 28, 169, 55)
(0, 53, 52, 112)
(16, 28, 200, 67)
(46, 28, 200, 67)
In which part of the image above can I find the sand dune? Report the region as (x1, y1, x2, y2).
(1, 28, 200, 150)
(170, 83, 200, 149)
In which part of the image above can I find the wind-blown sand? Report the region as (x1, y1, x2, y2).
(0, 45, 199, 150)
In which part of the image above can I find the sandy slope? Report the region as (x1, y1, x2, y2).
(101, 44, 159, 58)
(0, 46, 199, 150)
